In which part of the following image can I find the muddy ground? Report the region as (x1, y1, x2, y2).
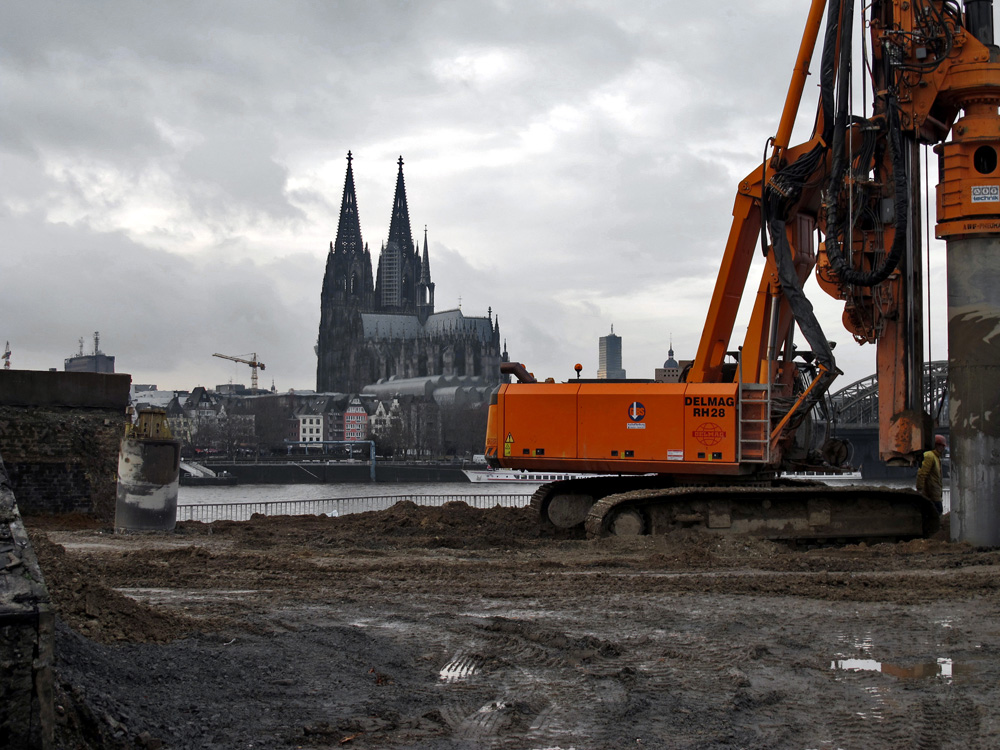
(23, 502, 1000, 749)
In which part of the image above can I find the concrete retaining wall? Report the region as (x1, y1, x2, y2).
(0, 370, 130, 519)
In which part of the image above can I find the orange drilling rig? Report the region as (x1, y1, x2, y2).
(485, 0, 1000, 544)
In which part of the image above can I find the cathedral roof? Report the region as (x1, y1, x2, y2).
(387, 155, 413, 252)
(361, 309, 495, 342)
(362, 374, 495, 405)
(333, 151, 363, 255)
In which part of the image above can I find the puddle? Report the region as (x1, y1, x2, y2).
(116, 587, 262, 603)
(831, 657, 969, 680)
(347, 618, 419, 633)
(440, 653, 481, 682)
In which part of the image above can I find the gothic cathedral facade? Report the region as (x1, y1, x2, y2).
(316, 153, 504, 394)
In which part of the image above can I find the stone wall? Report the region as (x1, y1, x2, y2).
(0, 370, 130, 519)
(0, 457, 54, 748)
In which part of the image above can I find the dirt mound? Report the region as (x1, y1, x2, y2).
(643, 528, 785, 568)
(342, 500, 539, 543)
(23, 512, 106, 530)
(180, 500, 541, 550)
(28, 532, 203, 644)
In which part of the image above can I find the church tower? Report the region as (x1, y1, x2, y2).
(375, 156, 422, 312)
(417, 226, 435, 324)
(316, 152, 376, 392)
(320, 151, 374, 308)
(317, 153, 501, 394)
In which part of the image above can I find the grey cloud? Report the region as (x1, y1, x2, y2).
(0, 211, 319, 387)
(179, 129, 302, 224)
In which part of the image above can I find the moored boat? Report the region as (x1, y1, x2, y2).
(179, 472, 239, 487)
(463, 468, 597, 483)
(780, 470, 863, 485)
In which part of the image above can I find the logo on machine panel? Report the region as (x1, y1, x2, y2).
(972, 185, 1000, 203)
(626, 401, 646, 429)
(693, 422, 726, 446)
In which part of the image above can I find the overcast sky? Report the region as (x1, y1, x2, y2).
(1, 0, 957, 393)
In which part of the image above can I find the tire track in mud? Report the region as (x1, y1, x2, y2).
(437, 617, 602, 747)
(913, 693, 982, 750)
(304, 608, 562, 747)
(405, 612, 639, 748)
(437, 605, 759, 748)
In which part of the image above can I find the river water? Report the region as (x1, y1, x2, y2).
(179, 481, 538, 505)
(176, 481, 541, 522)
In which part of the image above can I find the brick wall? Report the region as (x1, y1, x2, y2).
(0, 371, 130, 519)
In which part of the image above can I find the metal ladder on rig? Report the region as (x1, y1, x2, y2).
(737, 377, 773, 464)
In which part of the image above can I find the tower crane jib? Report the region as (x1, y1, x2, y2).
(212, 352, 266, 392)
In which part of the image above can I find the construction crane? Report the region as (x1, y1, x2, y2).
(213, 352, 266, 391)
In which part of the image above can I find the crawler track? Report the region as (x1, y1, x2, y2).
(529, 475, 670, 533)
(583, 483, 939, 543)
(532, 477, 939, 544)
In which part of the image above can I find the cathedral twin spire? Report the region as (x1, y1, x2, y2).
(326, 152, 432, 317)
(330, 152, 419, 261)
(387, 156, 414, 254)
(332, 151, 364, 256)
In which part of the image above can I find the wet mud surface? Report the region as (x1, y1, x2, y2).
(24, 502, 1000, 749)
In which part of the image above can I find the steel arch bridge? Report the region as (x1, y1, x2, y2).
(828, 361, 949, 427)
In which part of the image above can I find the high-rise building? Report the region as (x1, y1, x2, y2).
(597, 326, 626, 379)
(315, 153, 504, 393)
(64, 332, 115, 373)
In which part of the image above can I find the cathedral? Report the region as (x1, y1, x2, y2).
(316, 153, 504, 394)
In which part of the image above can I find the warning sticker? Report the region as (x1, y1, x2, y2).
(503, 432, 513, 457)
(667, 449, 684, 461)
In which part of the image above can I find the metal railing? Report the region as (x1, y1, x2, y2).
(176, 493, 534, 523)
